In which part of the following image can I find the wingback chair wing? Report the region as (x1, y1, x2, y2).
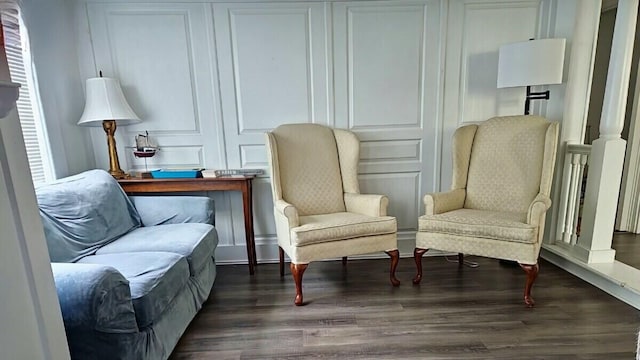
(413, 115, 559, 307)
(265, 123, 400, 306)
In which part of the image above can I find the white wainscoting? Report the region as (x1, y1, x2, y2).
(441, 0, 552, 189)
(85, 3, 223, 171)
(75, 0, 558, 264)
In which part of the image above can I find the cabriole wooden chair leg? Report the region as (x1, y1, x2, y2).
(290, 263, 308, 306)
(385, 250, 401, 287)
(279, 247, 285, 277)
(458, 253, 464, 267)
(342, 256, 347, 266)
(519, 263, 539, 308)
(413, 248, 428, 284)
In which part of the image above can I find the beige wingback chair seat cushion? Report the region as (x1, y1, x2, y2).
(418, 209, 536, 244)
(293, 213, 397, 246)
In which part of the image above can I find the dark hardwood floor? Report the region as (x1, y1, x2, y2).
(170, 256, 640, 359)
(612, 231, 640, 269)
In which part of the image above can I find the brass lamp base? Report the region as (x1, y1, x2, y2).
(102, 120, 129, 179)
(108, 168, 128, 179)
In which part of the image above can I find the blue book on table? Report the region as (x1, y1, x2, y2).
(150, 169, 203, 179)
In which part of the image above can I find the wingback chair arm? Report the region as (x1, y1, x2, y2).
(527, 193, 552, 226)
(274, 199, 300, 228)
(344, 193, 389, 217)
(423, 189, 466, 215)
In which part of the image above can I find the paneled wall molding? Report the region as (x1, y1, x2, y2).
(83, 2, 224, 172)
(74, 0, 561, 264)
(360, 140, 421, 162)
(228, 6, 317, 133)
(213, 1, 331, 170)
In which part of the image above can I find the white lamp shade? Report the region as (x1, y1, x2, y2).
(77, 77, 140, 126)
(497, 38, 566, 88)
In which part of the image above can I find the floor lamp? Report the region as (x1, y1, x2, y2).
(497, 38, 566, 115)
(78, 75, 140, 179)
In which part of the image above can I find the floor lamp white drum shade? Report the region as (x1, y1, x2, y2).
(497, 38, 566, 88)
(78, 77, 140, 126)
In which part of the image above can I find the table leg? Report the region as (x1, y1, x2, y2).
(241, 179, 256, 275)
(248, 180, 257, 266)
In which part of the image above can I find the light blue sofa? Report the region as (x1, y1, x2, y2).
(35, 169, 218, 360)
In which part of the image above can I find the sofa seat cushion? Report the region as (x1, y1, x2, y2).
(292, 212, 396, 246)
(96, 223, 217, 275)
(78, 252, 189, 329)
(36, 169, 141, 262)
(418, 209, 536, 244)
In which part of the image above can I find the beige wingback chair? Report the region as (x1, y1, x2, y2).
(414, 115, 559, 307)
(265, 123, 400, 306)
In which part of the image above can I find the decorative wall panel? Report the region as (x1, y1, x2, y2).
(86, 3, 222, 171)
(104, 11, 199, 134)
(336, 4, 425, 129)
(360, 140, 421, 162)
(333, 0, 441, 243)
(240, 145, 268, 168)
(214, 2, 330, 169)
(78, 0, 556, 264)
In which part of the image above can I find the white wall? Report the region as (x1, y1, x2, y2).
(21, 0, 94, 178)
(72, 0, 565, 264)
(0, 33, 70, 360)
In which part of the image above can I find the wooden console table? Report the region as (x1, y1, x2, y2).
(118, 176, 257, 275)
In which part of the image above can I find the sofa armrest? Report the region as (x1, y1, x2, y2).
(527, 193, 552, 226)
(51, 263, 138, 334)
(344, 193, 389, 217)
(423, 189, 466, 215)
(129, 196, 214, 226)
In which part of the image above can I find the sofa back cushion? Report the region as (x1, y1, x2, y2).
(36, 169, 141, 262)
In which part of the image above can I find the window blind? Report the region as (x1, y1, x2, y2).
(1, 3, 52, 185)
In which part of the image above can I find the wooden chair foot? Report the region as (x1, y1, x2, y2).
(342, 256, 347, 267)
(458, 253, 464, 267)
(385, 250, 401, 287)
(519, 262, 539, 308)
(279, 247, 285, 277)
(413, 248, 428, 284)
(290, 263, 308, 306)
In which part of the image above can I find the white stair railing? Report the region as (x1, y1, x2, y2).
(556, 144, 591, 246)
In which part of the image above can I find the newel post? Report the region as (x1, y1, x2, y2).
(577, 0, 639, 263)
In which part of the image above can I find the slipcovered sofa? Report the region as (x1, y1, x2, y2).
(35, 169, 218, 360)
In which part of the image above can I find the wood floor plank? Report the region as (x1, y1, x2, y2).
(170, 256, 640, 359)
(612, 231, 640, 268)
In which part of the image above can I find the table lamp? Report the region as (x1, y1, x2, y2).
(78, 75, 140, 179)
(497, 38, 566, 115)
